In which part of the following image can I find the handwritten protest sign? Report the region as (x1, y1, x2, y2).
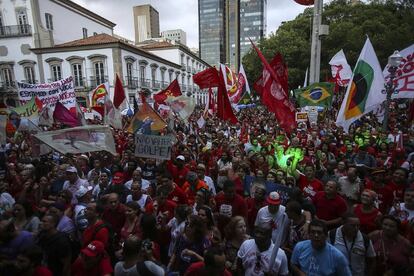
(135, 134, 173, 160)
(17, 76, 76, 113)
(295, 112, 308, 122)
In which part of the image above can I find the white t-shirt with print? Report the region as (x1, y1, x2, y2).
(237, 239, 288, 276)
(254, 205, 290, 247)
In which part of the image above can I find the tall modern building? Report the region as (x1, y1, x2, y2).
(133, 5, 160, 43)
(198, 0, 266, 70)
(198, 0, 226, 67)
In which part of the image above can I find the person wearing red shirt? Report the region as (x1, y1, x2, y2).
(294, 164, 324, 200)
(102, 193, 126, 237)
(184, 247, 231, 276)
(160, 172, 188, 205)
(182, 172, 209, 206)
(312, 180, 347, 229)
(82, 202, 109, 248)
(167, 155, 190, 187)
(214, 180, 248, 233)
(388, 168, 409, 202)
(353, 189, 382, 234)
(71, 240, 113, 276)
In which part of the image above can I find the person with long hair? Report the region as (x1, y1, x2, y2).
(196, 205, 216, 240)
(369, 215, 411, 274)
(12, 200, 40, 235)
(223, 216, 249, 273)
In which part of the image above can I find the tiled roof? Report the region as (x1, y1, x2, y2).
(54, 33, 120, 47)
(140, 41, 176, 49)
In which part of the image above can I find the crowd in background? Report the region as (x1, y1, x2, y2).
(1, 98, 414, 276)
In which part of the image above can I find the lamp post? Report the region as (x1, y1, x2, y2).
(382, 50, 403, 131)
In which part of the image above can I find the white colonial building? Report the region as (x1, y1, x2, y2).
(140, 40, 209, 104)
(0, 0, 209, 107)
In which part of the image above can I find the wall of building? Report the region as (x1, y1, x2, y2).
(38, 0, 113, 44)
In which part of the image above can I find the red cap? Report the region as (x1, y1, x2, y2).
(267, 192, 281, 205)
(112, 172, 124, 185)
(81, 240, 104, 257)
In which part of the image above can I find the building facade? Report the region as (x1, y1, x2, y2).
(198, 0, 266, 70)
(133, 5, 160, 44)
(141, 40, 210, 105)
(0, 0, 209, 107)
(161, 29, 187, 45)
(198, 0, 226, 67)
(0, 0, 115, 106)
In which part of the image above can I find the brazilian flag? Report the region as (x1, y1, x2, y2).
(294, 82, 334, 107)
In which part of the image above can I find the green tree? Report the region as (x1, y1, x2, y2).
(242, 0, 414, 91)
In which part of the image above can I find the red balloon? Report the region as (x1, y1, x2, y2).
(294, 0, 315, 5)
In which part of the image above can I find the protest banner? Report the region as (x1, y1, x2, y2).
(34, 125, 116, 155)
(11, 97, 40, 118)
(17, 76, 76, 113)
(135, 134, 173, 160)
(295, 112, 308, 122)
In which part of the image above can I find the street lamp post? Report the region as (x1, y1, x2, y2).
(382, 50, 403, 131)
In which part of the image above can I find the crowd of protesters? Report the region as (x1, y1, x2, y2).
(1, 97, 414, 276)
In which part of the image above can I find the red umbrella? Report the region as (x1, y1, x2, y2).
(294, 0, 314, 5)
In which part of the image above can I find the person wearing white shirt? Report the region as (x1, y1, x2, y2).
(63, 166, 89, 204)
(237, 225, 289, 276)
(196, 163, 216, 195)
(124, 169, 151, 192)
(255, 192, 290, 248)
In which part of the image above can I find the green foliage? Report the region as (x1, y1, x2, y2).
(242, 0, 414, 91)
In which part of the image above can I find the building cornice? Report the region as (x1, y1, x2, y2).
(50, 0, 116, 29)
(31, 42, 182, 69)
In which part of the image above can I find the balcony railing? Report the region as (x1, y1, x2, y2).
(20, 79, 38, 84)
(161, 82, 169, 89)
(0, 81, 16, 91)
(89, 76, 108, 88)
(140, 78, 150, 88)
(0, 24, 32, 38)
(125, 77, 139, 89)
(152, 80, 161, 90)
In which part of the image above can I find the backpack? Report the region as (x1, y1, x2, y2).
(329, 228, 370, 251)
(91, 223, 117, 262)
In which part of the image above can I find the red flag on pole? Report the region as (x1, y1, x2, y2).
(217, 67, 238, 124)
(250, 39, 296, 132)
(193, 67, 220, 89)
(53, 101, 81, 127)
(113, 74, 126, 109)
(153, 79, 182, 104)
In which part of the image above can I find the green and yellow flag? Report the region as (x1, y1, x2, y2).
(294, 82, 334, 107)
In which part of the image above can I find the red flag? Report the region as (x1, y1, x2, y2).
(53, 102, 81, 127)
(113, 74, 126, 109)
(208, 87, 216, 114)
(250, 39, 296, 132)
(193, 67, 220, 89)
(153, 79, 182, 104)
(217, 67, 238, 124)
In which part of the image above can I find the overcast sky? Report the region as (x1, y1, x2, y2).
(72, 0, 313, 48)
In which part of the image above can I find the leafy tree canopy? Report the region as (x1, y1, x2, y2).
(242, 0, 414, 91)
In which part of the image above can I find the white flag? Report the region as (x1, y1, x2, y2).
(385, 44, 414, 99)
(336, 38, 385, 132)
(329, 49, 353, 86)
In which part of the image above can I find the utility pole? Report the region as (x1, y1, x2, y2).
(309, 0, 323, 84)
